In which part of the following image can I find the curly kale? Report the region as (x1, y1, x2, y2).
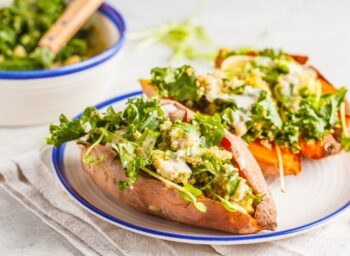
(150, 65, 203, 103)
(0, 0, 90, 70)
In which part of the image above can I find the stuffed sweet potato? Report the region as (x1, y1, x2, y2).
(215, 48, 350, 161)
(140, 49, 350, 178)
(48, 97, 276, 234)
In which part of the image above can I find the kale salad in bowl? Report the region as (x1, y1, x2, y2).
(0, 0, 126, 125)
(0, 0, 96, 71)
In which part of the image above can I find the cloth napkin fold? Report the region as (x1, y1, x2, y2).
(0, 147, 349, 256)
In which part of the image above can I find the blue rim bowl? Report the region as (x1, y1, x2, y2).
(0, 3, 127, 80)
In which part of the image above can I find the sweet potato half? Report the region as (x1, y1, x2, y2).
(141, 50, 349, 177)
(214, 49, 349, 169)
(80, 100, 277, 234)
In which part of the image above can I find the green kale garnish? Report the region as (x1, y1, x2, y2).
(288, 88, 347, 142)
(317, 87, 347, 127)
(252, 92, 282, 128)
(48, 96, 165, 189)
(122, 96, 166, 134)
(242, 92, 282, 143)
(113, 142, 151, 190)
(150, 65, 203, 103)
(276, 114, 301, 152)
(194, 112, 225, 146)
(299, 102, 328, 140)
(47, 96, 163, 147)
(47, 114, 86, 147)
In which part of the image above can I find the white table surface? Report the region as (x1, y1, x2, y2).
(1, 0, 350, 255)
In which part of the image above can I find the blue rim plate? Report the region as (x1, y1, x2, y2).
(0, 3, 126, 80)
(52, 91, 350, 244)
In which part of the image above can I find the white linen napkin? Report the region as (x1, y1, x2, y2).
(0, 147, 349, 256)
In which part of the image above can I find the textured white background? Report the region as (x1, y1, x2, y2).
(1, 0, 350, 255)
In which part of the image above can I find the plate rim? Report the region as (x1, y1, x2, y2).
(52, 90, 350, 243)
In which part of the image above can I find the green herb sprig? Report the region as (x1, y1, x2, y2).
(129, 18, 214, 63)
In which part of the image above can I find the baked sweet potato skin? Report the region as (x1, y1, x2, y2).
(221, 133, 277, 230)
(300, 135, 342, 159)
(81, 145, 261, 234)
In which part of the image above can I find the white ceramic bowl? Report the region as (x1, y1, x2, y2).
(0, 3, 126, 126)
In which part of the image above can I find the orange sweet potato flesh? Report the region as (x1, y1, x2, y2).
(315, 68, 337, 94)
(140, 79, 157, 98)
(248, 140, 301, 177)
(300, 135, 342, 159)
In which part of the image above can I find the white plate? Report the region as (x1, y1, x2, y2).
(52, 91, 350, 245)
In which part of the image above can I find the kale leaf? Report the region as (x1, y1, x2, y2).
(194, 112, 225, 146)
(135, 129, 160, 157)
(122, 96, 166, 136)
(317, 87, 347, 127)
(297, 88, 347, 141)
(276, 114, 301, 152)
(244, 92, 282, 143)
(150, 65, 203, 102)
(252, 92, 282, 128)
(47, 114, 86, 147)
(113, 142, 151, 190)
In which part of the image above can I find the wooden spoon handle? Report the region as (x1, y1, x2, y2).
(39, 0, 103, 54)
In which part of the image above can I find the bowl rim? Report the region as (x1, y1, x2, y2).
(0, 3, 127, 80)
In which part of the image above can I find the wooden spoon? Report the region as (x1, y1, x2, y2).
(39, 0, 104, 54)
